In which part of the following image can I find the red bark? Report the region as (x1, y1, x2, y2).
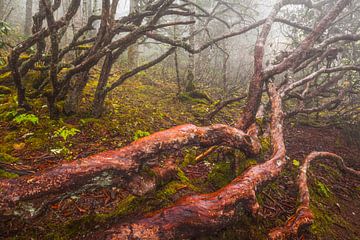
(92, 82, 286, 240)
(0, 124, 255, 213)
(268, 152, 360, 239)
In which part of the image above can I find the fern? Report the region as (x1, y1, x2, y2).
(54, 127, 81, 141)
(13, 113, 39, 125)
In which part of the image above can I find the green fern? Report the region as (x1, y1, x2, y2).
(13, 113, 39, 125)
(54, 127, 80, 141)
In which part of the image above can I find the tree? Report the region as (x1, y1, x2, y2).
(24, 0, 33, 36)
(1, 0, 360, 238)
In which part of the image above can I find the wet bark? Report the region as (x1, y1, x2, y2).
(93, 82, 285, 240)
(269, 152, 359, 239)
(0, 124, 256, 213)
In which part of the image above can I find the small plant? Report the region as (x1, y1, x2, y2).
(51, 127, 81, 157)
(13, 113, 39, 125)
(54, 127, 80, 141)
(292, 159, 300, 167)
(0, 21, 11, 49)
(133, 130, 150, 141)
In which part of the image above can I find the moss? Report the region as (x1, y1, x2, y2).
(0, 169, 18, 179)
(98, 195, 138, 219)
(208, 160, 234, 189)
(0, 85, 11, 94)
(310, 204, 335, 236)
(178, 92, 209, 105)
(260, 136, 271, 153)
(318, 163, 341, 178)
(0, 71, 12, 82)
(181, 147, 197, 167)
(177, 168, 200, 192)
(45, 195, 139, 240)
(315, 180, 332, 198)
(154, 180, 188, 205)
(0, 152, 18, 163)
(77, 44, 93, 50)
(237, 158, 258, 175)
(188, 90, 212, 103)
(4, 131, 17, 142)
(334, 137, 342, 147)
(25, 137, 46, 151)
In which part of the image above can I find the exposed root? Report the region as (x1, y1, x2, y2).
(268, 151, 360, 239)
(90, 82, 285, 240)
(0, 124, 255, 213)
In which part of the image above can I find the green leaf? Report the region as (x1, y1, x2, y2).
(13, 114, 39, 125)
(292, 159, 300, 167)
(133, 130, 150, 141)
(54, 127, 80, 141)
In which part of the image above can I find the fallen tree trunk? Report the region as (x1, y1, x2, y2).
(0, 124, 257, 213)
(92, 82, 286, 240)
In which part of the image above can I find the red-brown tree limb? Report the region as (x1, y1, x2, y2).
(89, 82, 285, 240)
(268, 152, 360, 240)
(0, 124, 256, 213)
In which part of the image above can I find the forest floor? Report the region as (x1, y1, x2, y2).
(0, 71, 359, 240)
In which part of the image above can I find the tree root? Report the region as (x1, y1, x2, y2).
(88, 82, 284, 240)
(0, 124, 256, 213)
(268, 151, 360, 239)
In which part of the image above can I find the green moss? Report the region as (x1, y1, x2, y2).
(181, 148, 197, 167)
(156, 181, 188, 203)
(0, 152, 18, 163)
(237, 158, 258, 175)
(177, 168, 200, 192)
(0, 71, 12, 82)
(0, 169, 18, 178)
(208, 160, 234, 189)
(0, 85, 11, 94)
(318, 163, 341, 178)
(315, 180, 332, 198)
(99, 195, 137, 218)
(334, 137, 342, 147)
(25, 137, 46, 151)
(260, 137, 271, 153)
(310, 204, 335, 236)
(4, 131, 17, 142)
(77, 44, 93, 50)
(45, 195, 139, 240)
(178, 92, 208, 104)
